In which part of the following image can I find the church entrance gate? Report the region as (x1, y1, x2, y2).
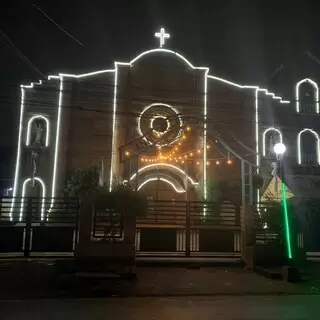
(136, 200, 241, 257)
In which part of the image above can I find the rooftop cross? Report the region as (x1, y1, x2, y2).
(155, 28, 170, 48)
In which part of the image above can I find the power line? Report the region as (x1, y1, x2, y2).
(0, 28, 45, 79)
(32, 4, 84, 47)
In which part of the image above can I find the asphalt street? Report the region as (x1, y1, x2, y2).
(0, 295, 319, 320)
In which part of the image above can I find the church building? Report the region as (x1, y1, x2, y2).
(10, 28, 320, 219)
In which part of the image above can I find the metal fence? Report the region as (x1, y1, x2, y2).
(136, 200, 241, 257)
(0, 197, 79, 257)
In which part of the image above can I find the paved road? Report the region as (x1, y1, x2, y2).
(0, 296, 319, 319)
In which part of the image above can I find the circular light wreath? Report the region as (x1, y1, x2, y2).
(138, 103, 183, 146)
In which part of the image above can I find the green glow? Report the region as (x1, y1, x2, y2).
(281, 182, 293, 259)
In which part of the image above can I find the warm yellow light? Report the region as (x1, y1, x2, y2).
(179, 156, 182, 160)
(175, 159, 178, 162)
(189, 153, 193, 157)
(178, 142, 181, 146)
(207, 145, 210, 149)
(182, 135, 186, 140)
(186, 126, 191, 131)
(182, 160, 185, 164)
(141, 158, 144, 162)
(184, 155, 188, 159)
(206, 161, 210, 166)
(227, 159, 232, 165)
(216, 160, 220, 165)
(196, 161, 200, 165)
(197, 149, 201, 153)
(175, 147, 178, 151)
(125, 151, 130, 156)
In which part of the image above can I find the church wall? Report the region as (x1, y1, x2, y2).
(206, 80, 255, 186)
(57, 73, 115, 194)
(16, 80, 60, 198)
(114, 54, 207, 185)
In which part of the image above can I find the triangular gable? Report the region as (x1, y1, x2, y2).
(261, 176, 294, 202)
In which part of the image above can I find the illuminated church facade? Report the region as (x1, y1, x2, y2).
(11, 28, 320, 218)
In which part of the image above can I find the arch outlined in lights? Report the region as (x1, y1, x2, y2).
(295, 78, 319, 113)
(20, 177, 46, 221)
(137, 177, 185, 193)
(26, 115, 50, 147)
(297, 128, 320, 165)
(262, 127, 283, 156)
(130, 163, 198, 185)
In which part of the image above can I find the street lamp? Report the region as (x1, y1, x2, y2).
(274, 142, 286, 156)
(273, 142, 292, 259)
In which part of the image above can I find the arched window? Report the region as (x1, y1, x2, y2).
(297, 129, 320, 165)
(262, 128, 283, 156)
(296, 78, 319, 114)
(26, 115, 50, 147)
(20, 177, 46, 221)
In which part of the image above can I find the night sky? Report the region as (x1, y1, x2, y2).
(0, 0, 319, 174)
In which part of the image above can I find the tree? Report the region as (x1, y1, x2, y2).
(65, 167, 148, 217)
(65, 166, 102, 198)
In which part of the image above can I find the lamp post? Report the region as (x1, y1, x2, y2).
(273, 142, 292, 259)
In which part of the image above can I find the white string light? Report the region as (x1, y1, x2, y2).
(295, 78, 319, 113)
(20, 177, 46, 221)
(137, 177, 185, 193)
(130, 163, 198, 185)
(262, 127, 283, 156)
(297, 128, 320, 165)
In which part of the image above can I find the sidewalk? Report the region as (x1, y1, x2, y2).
(0, 261, 316, 299)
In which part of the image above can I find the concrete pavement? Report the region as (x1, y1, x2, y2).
(1, 296, 319, 319)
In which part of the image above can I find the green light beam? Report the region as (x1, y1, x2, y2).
(281, 182, 292, 259)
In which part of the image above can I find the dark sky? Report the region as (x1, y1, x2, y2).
(0, 0, 319, 147)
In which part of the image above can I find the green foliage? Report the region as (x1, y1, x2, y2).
(65, 166, 103, 198)
(94, 187, 148, 217)
(65, 167, 148, 217)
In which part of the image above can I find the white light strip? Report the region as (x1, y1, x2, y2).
(203, 70, 208, 200)
(10, 88, 26, 219)
(50, 77, 64, 209)
(255, 89, 260, 169)
(137, 178, 157, 191)
(297, 128, 320, 165)
(20, 177, 46, 221)
(295, 78, 319, 113)
(137, 177, 185, 193)
(48, 69, 115, 80)
(262, 128, 283, 156)
(26, 115, 50, 147)
(130, 163, 198, 185)
(109, 64, 118, 191)
(206, 75, 290, 104)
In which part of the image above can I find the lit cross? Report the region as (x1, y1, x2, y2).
(155, 28, 170, 48)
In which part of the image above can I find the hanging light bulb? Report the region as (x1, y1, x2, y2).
(206, 161, 210, 166)
(182, 135, 186, 140)
(196, 161, 200, 165)
(184, 155, 188, 159)
(175, 147, 178, 151)
(186, 126, 191, 131)
(182, 160, 185, 164)
(189, 152, 193, 157)
(227, 159, 232, 165)
(197, 149, 201, 153)
(178, 142, 181, 146)
(216, 160, 220, 165)
(207, 145, 210, 149)
(125, 151, 130, 156)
